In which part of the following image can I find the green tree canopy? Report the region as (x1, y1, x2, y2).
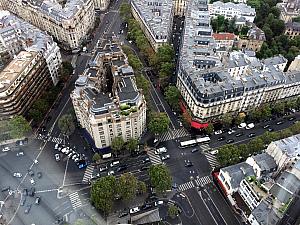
(204, 124, 214, 135)
(137, 181, 147, 195)
(58, 114, 75, 136)
(119, 3, 131, 20)
(111, 136, 125, 155)
(164, 86, 180, 110)
(149, 164, 172, 194)
(148, 113, 170, 135)
(168, 205, 179, 219)
(117, 173, 138, 201)
(91, 176, 117, 215)
(125, 138, 138, 153)
(92, 153, 101, 162)
(8, 116, 31, 139)
(221, 113, 233, 128)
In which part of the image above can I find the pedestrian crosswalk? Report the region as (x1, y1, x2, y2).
(159, 128, 189, 142)
(51, 137, 63, 144)
(204, 152, 220, 169)
(82, 165, 94, 183)
(147, 150, 162, 165)
(69, 192, 82, 210)
(178, 181, 194, 192)
(199, 144, 211, 152)
(194, 175, 212, 187)
(36, 134, 63, 144)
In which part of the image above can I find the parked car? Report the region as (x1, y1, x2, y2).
(142, 157, 150, 163)
(155, 147, 167, 155)
(276, 121, 284, 125)
(141, 204, 152, 210)
(23, 188, 28, 196)
(118, 211, 129, 218)
(226, 139, 234, 144)
(107, 170, 115, 176)
(228, 129, 236, 135)
(129, 207, 140, 214)
(1, 186, 10, 192)
(246, 123, 255, 130)
(154, 200, 164, 206)
(217, 136, 226, 141)
(99, 165, 108, 172)
(210, 150, 219, 155)
(116, 165, 128, 172)
(13, 172, 22, 178)
(288, 117, 295, 121)
(16, 151, 24, 157)
(28, 170, 34, 177)
(268, 128, 274, 132)
(20, 197, 26, 206)
(28, 187, 35, 197)
(263, 124, 270, 129)
(248, 133, 256, 138)
(55, 154, 60, 162)
(235, 132, 244, 137)
(191, 148, 199, 153)
(161, 154, 170, 161)
(238, 123, 247, 129)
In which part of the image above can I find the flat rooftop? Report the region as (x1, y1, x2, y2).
(0, 51, 37, 92)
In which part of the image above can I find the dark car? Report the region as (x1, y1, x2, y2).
(1, 186, 10, 192)
(28, 187, 35, 197)
(116, 165, 128, 172)
(118, 211, 128, 218)
(142, 157, 150, 163)
(268, 128, 274, 132)
(37, 172, 42, 179)
(226, 139, 234, 144)
(191, 148, 199, 153)
(23, 188, 28, 196)
(217, 136, 226, 141)
(235, 132, 244, 137)
(24, 204, 32, 214)
(184, 161, 193, 167)
(28, 170, 34, 177)
(141, 204, 152, 210)
(248, 133, 256, 138)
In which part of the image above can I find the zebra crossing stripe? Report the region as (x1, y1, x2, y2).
(69, 192, 82, 209)
(159, 128, 190, 142)
(195, 176, 212, 187)
(204, 153, 221, 168)
(148, 151, 162, 165)
(82, 165, 94, 183)
(178, 181, 194, 192)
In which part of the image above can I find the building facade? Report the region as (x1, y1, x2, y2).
(131, 0, 174, 52)
(208, 1, 256, 23)
(284, 21, 300, 39)
(278, 0, 300, 22)
(0, 12, 62, 85)
(173, 0, 189, 16)
(0, 0, 95, 50)
(71, 39, 147, 149)
(237, 27, 266, 52)
(94, 0, 110, 11)
(212, 32, 236, 50)
(0, 51, 52, 118)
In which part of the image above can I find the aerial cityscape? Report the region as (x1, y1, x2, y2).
(0, 0, 300, 224)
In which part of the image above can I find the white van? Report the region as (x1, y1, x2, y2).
(155, 147, 167, 155)
(238, 123, 247, 129)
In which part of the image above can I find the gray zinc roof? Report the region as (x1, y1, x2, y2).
(252, 153, 277, 172)
(251, 201, 280, 225)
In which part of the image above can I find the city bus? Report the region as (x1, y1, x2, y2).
(179, 139, 197, 148)
(196, 136, 211, 144)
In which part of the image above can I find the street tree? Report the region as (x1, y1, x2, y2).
(149, 164, 172, 194)
(92, 153, 101, 163)
(234, 114, 245, 125)
(29, 98, 49, 122)
(272, 102, 285, 115)
(58, 114, 75, 136)
(119, 3, 131, 20)
(61, 61, 73, 81)
(221, 113, 233, 128)
(90, 176, 117, 215)
(204, 124, 214, 135)
(111, 136, 125, 155)
(168, 205, 179, 219)
(148, 113, 170, 135)
(8, 116, 31, 139)
(126, 138, 138, 153)
(248, 138, 264, 154)
(164, 86, 180, 110)
(117, 173, 138, 202)
(260, 104, 272, 120)
(137, 181, 147, 195)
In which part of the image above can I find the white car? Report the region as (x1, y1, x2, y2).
(30, 178, 36, 185)
(154, 147, 167, 155)
(2, 147, 10, 152)
(107, 170, 115, 176)
(13, 172, 22, 178)
(210, 150, 219, 155)
(214, 130, 223, 135)
(72, 154, 79, 160)
(110, 161, 120, 167)
(61, 148, 67, 153)
(161, 154, 170, 161)
(55, 154, 60, 162)
(154, 200, 164, 206)
(16, 151, 24, 157)
(74, 158, 80, 163)
(238, 123, 247, 129)
(228, 129, 236, 135)
(245, 123, 255, 130)
(129, 207, 140, 214)
(54, 144, 59, 150)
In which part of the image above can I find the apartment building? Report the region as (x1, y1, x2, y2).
(0, 0, 95, 50)
(71, 39, 147, 149)
(94, 0, 110, 11)
(278, 0, 300, 22)
(208, 1, 256, 23)
(0, 12, 62, 85)
(0, 51, 52, 119)
(212, 32, 236, 50)
(237, 27, 266, 52)
(131, 0, 174, 52)
(288, 54, 300, 71)
(284, 21, 300, 38)
(173, 0, 189, 16)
